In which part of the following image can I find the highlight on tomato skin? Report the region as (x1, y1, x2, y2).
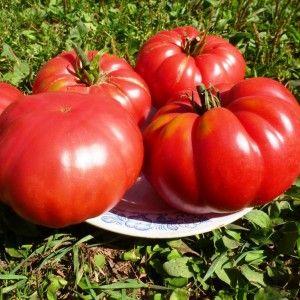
(166, 77, 300, 109)
(32, 49, 151, 127)
(135, 25, 246, 108)
(143, 78, 300, 215)
(0, 82, 23, 114)
(220, 77, 299, 107)
(0, 92, 144, 228)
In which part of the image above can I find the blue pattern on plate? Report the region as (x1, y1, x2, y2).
(100, 208, 210, 232)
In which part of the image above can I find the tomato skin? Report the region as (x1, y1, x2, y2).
(220, 77, 298, 106)
(0, 82, 22, 114)
(143, 79, 300, 214)
(0, 92, 143, 227)
(136, 26, 246, 108)
(32, 51, 151, 126)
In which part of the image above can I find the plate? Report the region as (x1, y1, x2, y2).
(86, 175, 252, 239)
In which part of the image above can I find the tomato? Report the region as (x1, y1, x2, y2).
(143, 78, 300, 214)
(0, 82, 22, 114)
(32, 50, 151, 126)
(0, 92, 143, 227)
(136, 26, 246, 108)
(220, 77, 299, 106)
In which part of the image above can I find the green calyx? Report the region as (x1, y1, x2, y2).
(73, 43, 106, 86)
(189, 84, 221, 115)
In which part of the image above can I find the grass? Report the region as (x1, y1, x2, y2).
(0, 0, 299, 299)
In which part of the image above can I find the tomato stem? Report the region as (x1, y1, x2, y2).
(73, 44, 91, 70)
(189, 85, 221, 115)
(182, 31, 207, 56)
(73, 43, 106, 86)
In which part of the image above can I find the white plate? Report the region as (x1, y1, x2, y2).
(86, 175, 252, 239)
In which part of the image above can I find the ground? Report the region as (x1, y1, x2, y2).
(0, 0, 299, 299)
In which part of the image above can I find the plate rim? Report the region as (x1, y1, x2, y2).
(86, 207, 253, 239)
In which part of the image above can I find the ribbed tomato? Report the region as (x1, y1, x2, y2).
(143, 78, 300, 214)
(220, 77, 298, 106)
(0, 82, 22, 114)
(0, 92, 143, 227)
(32, 50, 151, 126)
(136, 26, 246, 108)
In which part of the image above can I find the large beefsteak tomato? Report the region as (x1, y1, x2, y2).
(32, 50, 151, 126)
(0, 92, 143, 227)
(136, 26, 246, 108)
(0, 82, 22, 114)
(143, 78, 300, 214)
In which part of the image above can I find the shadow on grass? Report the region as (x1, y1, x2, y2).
(0, 203, 159, 254)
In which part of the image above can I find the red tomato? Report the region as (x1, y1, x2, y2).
(0, 82, 22, 114)
(220, 77, 298, 106)
(143, 78, 300, 214)
(136, 26, 246, 108)
(0, 92, 143, 227)
(32, 50, 151, 126)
